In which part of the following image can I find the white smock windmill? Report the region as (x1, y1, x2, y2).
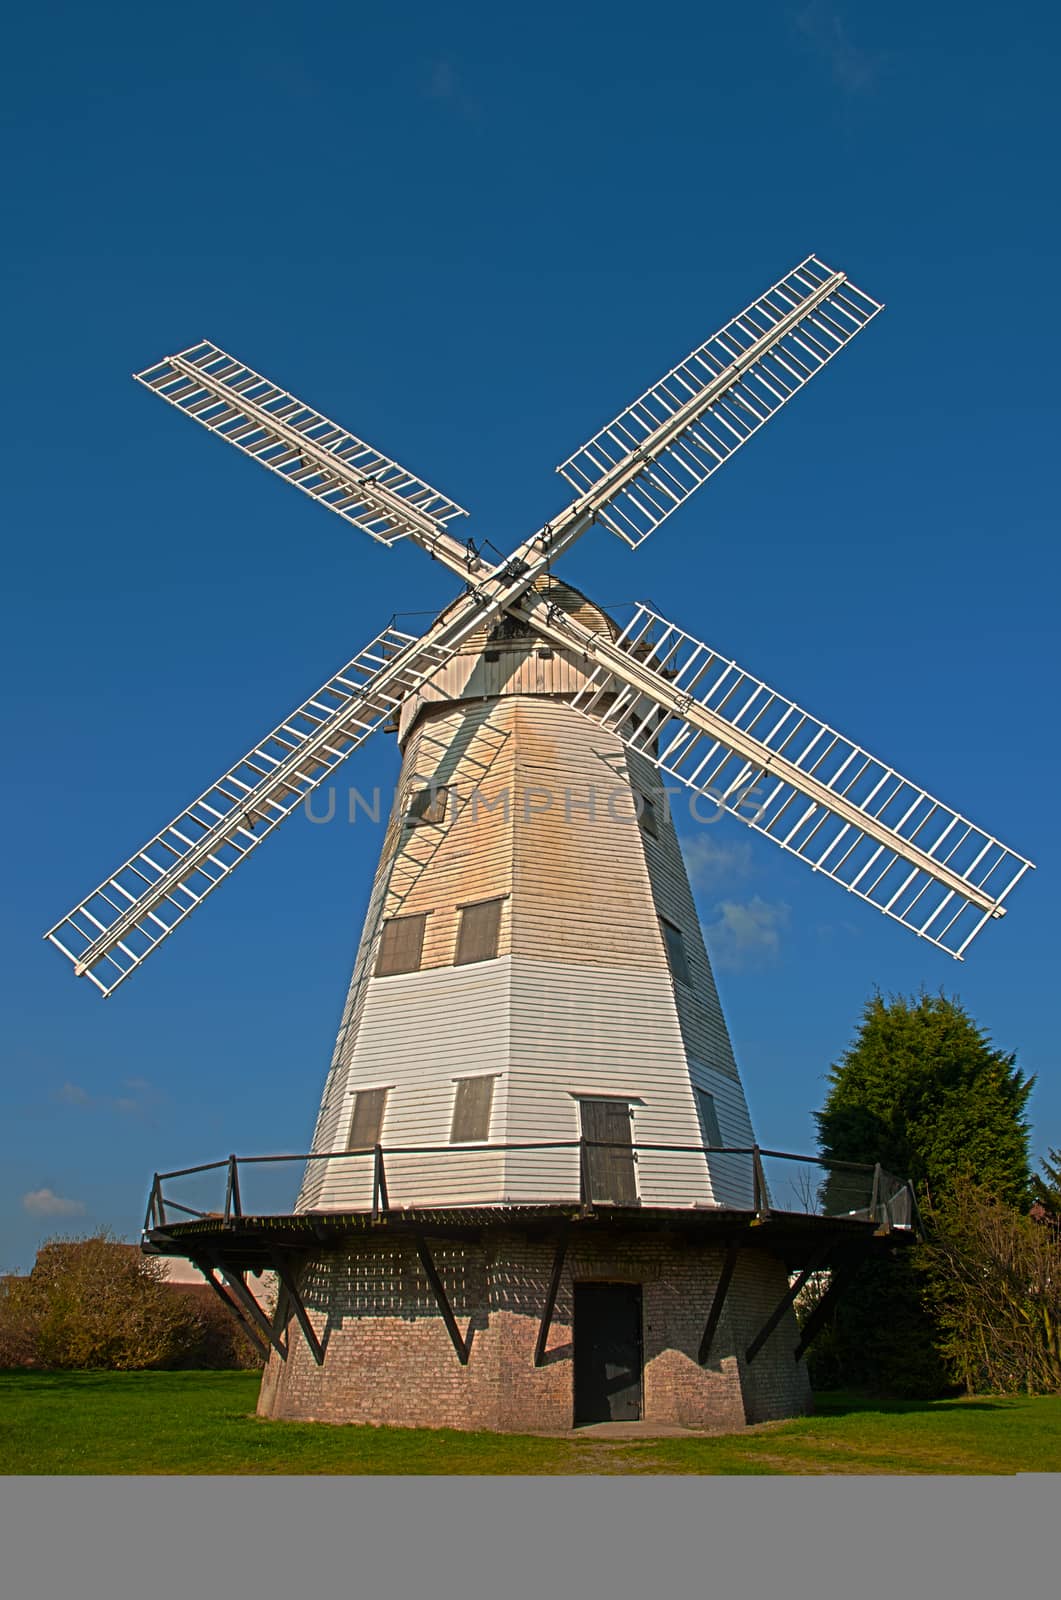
(43, 258, 1033, 1431)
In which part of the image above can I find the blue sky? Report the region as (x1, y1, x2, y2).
(2, 0, 1057, 1269)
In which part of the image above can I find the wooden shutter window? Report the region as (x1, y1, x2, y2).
(579, 1099, 638, 1205)
(455, 898, 503, 965)
(450, 1076, 495, 1143)
(347, 1087, 389, 1150)
(375, 912, 427, 976)
(695, 1088, 723, 1148)
(659, 918, 690, 985)
(407, 785, 450, 826)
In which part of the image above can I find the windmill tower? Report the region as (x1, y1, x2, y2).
(46, 258, 1032, 1431)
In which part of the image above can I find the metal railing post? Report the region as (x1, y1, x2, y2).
(870, 1162, 882, 1226)
(752, 1145, 770, 1218)
(224, 1154, 242, 1224)
(579, 1136, 591, 1212)
(144, 1173, 162, 1231)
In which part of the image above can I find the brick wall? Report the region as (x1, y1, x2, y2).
(257, 1229, 812, 1432)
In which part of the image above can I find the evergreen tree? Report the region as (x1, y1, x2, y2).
(1032, 1148, 1061, 1214)
(811, 991, 1034, 1397)
(817, 991, 1033, 1208)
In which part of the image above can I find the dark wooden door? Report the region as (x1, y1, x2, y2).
(579, 1099, 638, 1205)
(573, 1283, 643, 1424)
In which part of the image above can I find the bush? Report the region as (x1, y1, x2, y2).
(921, 1184, 1061, 1395)
(0, 1231, 262, 1372)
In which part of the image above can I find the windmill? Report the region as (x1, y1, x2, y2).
(45, 256, 1032, 1431)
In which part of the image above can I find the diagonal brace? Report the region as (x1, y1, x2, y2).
(745, 1244, 833, 1366)
(699, 1244, 739, 1365)
(793, 1256, 861, 1364)
(534, 1228, 569, 1367)
(195, 1260, 271, 1362)
(414, 1235, 470, 1365)
(269, 1250, 324, 1366)
(206, 1255, 287, 1361)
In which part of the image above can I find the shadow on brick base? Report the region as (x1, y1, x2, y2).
(256, 1230, 812, 1432)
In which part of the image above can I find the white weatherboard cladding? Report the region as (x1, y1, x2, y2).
(299, 586, 760, 1213)
(309, 960, 513, 1210)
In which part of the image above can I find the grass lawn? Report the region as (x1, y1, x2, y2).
(1, 1370, 1058, 1475)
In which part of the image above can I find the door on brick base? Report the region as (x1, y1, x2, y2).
(573, 1283, 643, 1424)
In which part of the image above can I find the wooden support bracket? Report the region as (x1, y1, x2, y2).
(414, 1234, 470, 1364)
(269, 1250, 324, 1366)
(534, 1228, 569, 1367)
(195, 1259, 271, 1362)
(745, 1244, 833, 1366)
(698, 1243, 739, 1365)
(792, 1256, 861, 1364)
(206, 1255, 287, 1362)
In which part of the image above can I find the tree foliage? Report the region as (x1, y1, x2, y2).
(817, 991, 1033, 1208)
(0, 1231, 262, 1371)
(922, 1183, 1061, 1394)
(1032, 1148, 1061, 1215)
(810, 991, 1035, 1397)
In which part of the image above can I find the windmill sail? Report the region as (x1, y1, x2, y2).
(45, 626, 456, 995)
(563, 603, 1032, 958)
(556, 256, 882, 548)
(135, 342, 470, 548)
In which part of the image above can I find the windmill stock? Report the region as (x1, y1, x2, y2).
(45, 254, 1032, 995)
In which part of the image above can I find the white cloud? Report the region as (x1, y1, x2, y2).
(428, 58, 457, 100)
(54, 1082, 91, 1106)
(683, 834, 754, 890)
(793, 3, 879, 94)
(706, 896, 790, 970)
(22, 1188, 86, 1217)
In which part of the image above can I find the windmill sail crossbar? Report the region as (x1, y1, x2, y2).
(564, 604, 1032, 959)
(135, 342, 469, 547)
(556, 256, 882, 549)
(45, 626, 455, 996)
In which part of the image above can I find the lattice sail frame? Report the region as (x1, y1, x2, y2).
(44, 254, 1033, 994)
(45, 628, 456, 995)
(558, 255, 882, 548)
(568, 605, 1033, 958)
(135, 342, 469, 547)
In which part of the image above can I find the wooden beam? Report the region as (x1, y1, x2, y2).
(269, 1251, 324, 1366)
(793, 1257, 861, 1364)
(196, 1261, 271, 1362)
(414, 1235, 470, 1364)
(745, 1245, 833, 1366)
(534, 1229, 569, 1367)
(207, 1255, 287, 1361)
(698, 1244, 739, 1365)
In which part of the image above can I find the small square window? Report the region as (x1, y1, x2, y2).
(636, 789, 658, 837)
(450, 1076, 496, 1143)
(695, 1088, 723, 1148)
(659, 918, 690, 985)
(347, 1087, 389, 1150)
(375, 913, 427, 976)
(407, 785, 450, 826)
(456, 898, 503, 965)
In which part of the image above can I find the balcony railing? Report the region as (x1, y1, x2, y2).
(143, 1142, 916, 1235)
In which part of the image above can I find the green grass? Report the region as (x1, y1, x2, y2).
(1, 1371, 1059, 1475)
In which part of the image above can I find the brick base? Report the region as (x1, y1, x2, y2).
(257, 1229, 812, 1432)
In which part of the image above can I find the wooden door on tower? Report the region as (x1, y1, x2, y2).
(580, 1099, 638, 1205)
(573, 1283, 643, 1424)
